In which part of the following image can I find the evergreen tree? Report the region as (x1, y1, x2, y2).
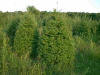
(0, 28, 3, 74)
(7, 16, 20, 47)
(0, 30, 9, 75)
(14, 13, 37, 58)
(27, 6, 40, 15)
(38, 14, 75, 74)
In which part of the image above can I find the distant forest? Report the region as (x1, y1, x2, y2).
(0, 6, 100, 75)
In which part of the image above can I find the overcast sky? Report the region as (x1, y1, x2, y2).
(0, 0, 100, 13)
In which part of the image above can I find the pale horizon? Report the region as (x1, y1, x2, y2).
(0, 0, 100, 13)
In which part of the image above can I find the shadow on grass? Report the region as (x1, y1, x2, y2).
(74, 50, 100, 75)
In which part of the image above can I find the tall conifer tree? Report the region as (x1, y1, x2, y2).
(14, 13, 37, 58)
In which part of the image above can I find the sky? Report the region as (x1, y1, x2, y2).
(0, 0, 100, 13)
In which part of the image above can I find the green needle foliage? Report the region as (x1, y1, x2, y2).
(7, 16, 20, 47)
(38, 14, 75, 74)
(14, 13, 37, 58)
(0, 28, 3, 74)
